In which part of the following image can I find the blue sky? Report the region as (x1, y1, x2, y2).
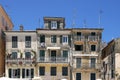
(0, 0, 120, 42)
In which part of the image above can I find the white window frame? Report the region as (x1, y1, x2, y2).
(51, 21, 57, 29)
(62, 35, 68, 44)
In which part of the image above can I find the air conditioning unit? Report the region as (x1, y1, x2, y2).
(40, 42, 45, 48)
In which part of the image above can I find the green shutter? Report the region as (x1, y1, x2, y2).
(48, 21, 51, 29)
(68, 35, 71, 46)
(60, 35, 62, 43)
(57, 21, 60, 29)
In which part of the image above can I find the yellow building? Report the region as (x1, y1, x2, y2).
(36, 17, 71, 80)
(72, 28, 103, 80)
(0, 5, 13, 77)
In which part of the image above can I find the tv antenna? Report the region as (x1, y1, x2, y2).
(72, 9, 77, 28)
(99, 10, 103, 27)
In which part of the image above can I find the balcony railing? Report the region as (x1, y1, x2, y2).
(88, 36, 99, 41)
(73, 51, 98, 56)
(38, 57, 69, 63)
(74, 36, 85, 41)
(74, 63, 100, 69)
(6, 58, 35, 65)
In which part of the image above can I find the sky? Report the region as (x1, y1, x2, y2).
(0, 0, 120, 43)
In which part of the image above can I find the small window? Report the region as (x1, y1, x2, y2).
(62, 36, 68, 43)
(40, 35, 45, 43)
(25, 36, 31, 48)
(91, 45, 96, 51)
(77, 32, 81, 36)
(51, 21, 57, 29)
(90, 73, 96, 80)
(76, 58, 81, 68)
(51, 67, 56, 76)
(12, 36, 18, 48)
(11, 52, 17, 59)
(91, 32, 96, 36)
(75, 45, 83, 51)
(76, 73, 81, 80)
(39, 50, 45, 61)
(63, 50, 68, 58)
(51, 35, 56, 43)
(62, 67, 68, 76)
(25, 52, 31, 59)
(39, 67, 45, 76)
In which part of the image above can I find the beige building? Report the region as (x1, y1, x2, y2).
(5, 28, 37, 79)
(72, 28, 103, 80)
(36, 17, 71, 80)
(0, 5, 13, 77)
(101, 38, 120, 80)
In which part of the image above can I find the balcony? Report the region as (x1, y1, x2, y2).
(6, 58, 35, 65)
(88, 36, 99, 41)
(73, 51, 98, 56)
(74, 36, 85, 41)
(74, 63, 100, 69)
(38, 57, 69, 63)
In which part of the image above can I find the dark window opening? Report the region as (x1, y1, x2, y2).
(75, 45, 83, 51)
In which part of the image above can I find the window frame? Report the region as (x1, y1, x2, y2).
(91, 45, 96, 51)
(39, 67, 45, 76)
(25, 36, 31, 48)
(51, 21, 57, 29)
(62, 67, 68, 76)
(51, 35, 56, 43)
(12, 36, 18, 48)
(62, 35, 68, 43)
(51, 67, 56, 76)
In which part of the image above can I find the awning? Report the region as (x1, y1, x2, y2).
(47, 47, 61, 50)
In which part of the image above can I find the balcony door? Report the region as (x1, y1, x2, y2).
(51, 50, 56, 61)
(91, 58, 96, 68)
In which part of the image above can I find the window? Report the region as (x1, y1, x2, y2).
(75, 45, 83, 51)
(91, 45, 96, 51)
(25, 52, 31, 59)
(90, 73, 96, 80)
(8, 68, 20, 78)
(39, 67, 45, 76)
(51, 21, 57, 29)
(39, 50, 45, 61)
(22, 68, 34, 78)
(51, 35, 56, 43)
(40, 35, 45, 43)
(76, 58, 81, 68)
(11, 52, 17, 59)
(62, 36, 68, 43)
(91, 32, 96, 36)
(51, 67, 56, 76)
(62, 67, 68, 76)
(76, 73, 81, 80)
(91, 58, 96, 68)
(25, 36, 31, 48)
(63, 50, 68, 58)
(111, 70, 114, 78)
(12, 36, 18, 48)
(77, 32, 81, 36)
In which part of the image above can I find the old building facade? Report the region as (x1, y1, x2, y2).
(72, 28, 103, 80)
(0, 5, 13, 77)
(101, 38, 120, 80)
(4, 17, 104, 80)
(5, 30, 37, 79)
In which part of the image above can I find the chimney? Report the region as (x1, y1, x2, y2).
(20, 25, 24, 31)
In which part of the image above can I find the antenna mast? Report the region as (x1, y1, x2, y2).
(99, 10, 102, 27)
(83, 19, 87, 28)
(38, 18, 40, 28)
(72, 9, 77, 28)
